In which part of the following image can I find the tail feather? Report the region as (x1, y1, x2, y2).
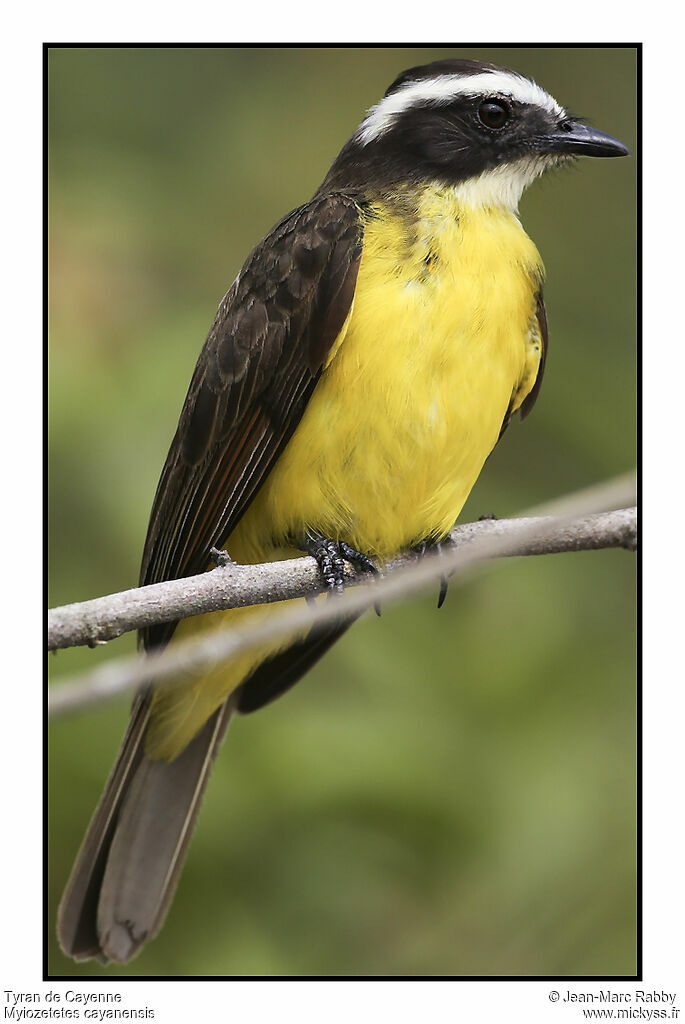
(57, 618, 350, 963)
(56, 694, 152, 960)
(237, 620, 354, 713)
(57, 694, 235, 964)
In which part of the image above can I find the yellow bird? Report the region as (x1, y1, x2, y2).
(58, 58, 628, 963)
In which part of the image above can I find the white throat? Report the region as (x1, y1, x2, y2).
(448, 155, 556, 212)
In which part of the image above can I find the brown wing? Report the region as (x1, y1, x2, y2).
(140, 193, 363, 650)
(498, 289, 549, 439)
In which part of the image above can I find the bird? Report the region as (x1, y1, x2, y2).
(57, 57, 629, 964)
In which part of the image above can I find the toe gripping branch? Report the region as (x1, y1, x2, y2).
(413, 539, 450, 609)
(302, 532, 379, 605)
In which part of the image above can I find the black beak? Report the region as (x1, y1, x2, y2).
(540, 120, 630, 158)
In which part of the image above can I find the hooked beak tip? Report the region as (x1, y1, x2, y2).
(542, 121, 630, 159)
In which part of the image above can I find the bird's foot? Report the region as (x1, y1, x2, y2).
(302, 533, 378, 597)
(413, 538, 450, 609)
(477, 512, 498, 522)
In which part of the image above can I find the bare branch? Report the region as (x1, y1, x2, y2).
(47, 506, 637, 653)
(48, 502, 636, 719)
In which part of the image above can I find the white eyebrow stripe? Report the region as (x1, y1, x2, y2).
(357, 71, 565, 145)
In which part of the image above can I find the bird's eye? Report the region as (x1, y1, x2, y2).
(477, 100, 510, 130)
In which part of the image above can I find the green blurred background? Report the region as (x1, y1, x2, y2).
(47, 46, 637, 977)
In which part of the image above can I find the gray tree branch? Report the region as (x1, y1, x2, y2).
(48, 507, 636, 654)
(48, 498, 636, 719)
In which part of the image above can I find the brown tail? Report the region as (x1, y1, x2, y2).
(57, 693, 235, 963)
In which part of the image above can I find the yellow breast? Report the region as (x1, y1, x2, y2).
(148, 188, 545, 758)
(234, 187, 544, 562)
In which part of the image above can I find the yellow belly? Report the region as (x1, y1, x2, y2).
(234, 191, 544, 559)
(146, 190, 544, 759)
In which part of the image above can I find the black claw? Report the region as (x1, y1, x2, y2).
(413, 537, 450, 608)
(338, 541, 379, 577)
(434, 541, 449, 609)
(302, 533, 377, 596)
(478, 512, 498, 521)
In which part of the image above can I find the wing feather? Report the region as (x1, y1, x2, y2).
(498, 289, 549, 439)
(140, 194, 363, 650)
(520, 291, 549, 420)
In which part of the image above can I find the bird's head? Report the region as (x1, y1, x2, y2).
(323, 59, 629, 210)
